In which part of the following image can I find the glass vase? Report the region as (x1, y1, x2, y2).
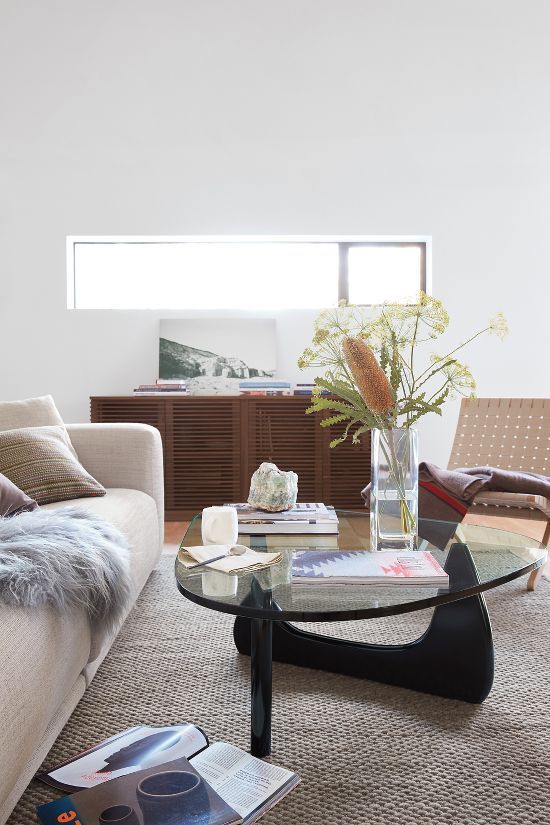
(370, 428, 419, 551)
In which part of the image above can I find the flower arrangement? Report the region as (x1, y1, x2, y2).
(298, 293, 507, 448)
(298, 293, 507, 546)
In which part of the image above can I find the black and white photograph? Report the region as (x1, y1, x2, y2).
(159, 318, 277, 393)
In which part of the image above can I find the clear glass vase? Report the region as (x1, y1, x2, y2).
(370, 428, 419, 551)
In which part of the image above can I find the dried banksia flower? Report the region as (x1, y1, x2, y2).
(343, 337, 394, 415)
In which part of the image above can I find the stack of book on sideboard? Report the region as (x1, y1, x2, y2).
(225, 502, 339, 534)
(239, 380, 292, 396)
(238, 381, 331, 397)
(134, 379, 189, 395)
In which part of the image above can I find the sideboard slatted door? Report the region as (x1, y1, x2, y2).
(170, 398, 242, 514)
(90, 397, 173, 512)
(322, 418, 370, 509)
(245, 398, 324, 502)
(90, 397, 166, 436)
(90, 397, 370, 518)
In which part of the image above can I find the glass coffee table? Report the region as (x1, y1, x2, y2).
(175, 511, 546, 757)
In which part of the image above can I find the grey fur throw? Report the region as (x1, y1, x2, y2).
(0, 507, 133, 633)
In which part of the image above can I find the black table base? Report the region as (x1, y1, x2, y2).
(234, 543, 494, 757)
(250, 619, 272, 758)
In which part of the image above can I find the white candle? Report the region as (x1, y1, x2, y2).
(201, 506, 239, 546)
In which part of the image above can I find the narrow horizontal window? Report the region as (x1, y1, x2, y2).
(67, 236, 429, 309)
(347, 244, 425, 305)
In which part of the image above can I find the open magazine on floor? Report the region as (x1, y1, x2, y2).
(37, 756, 240, 825)
(37, 725, 299, 824)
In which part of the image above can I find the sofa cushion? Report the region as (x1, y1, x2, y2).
(0, 604, 91, 814)
(0, 395, 64, 431)
(42, 488, 161, 665)
(0, 425, 105, 505)
(0, 489, 159, 817)
(0, 472, 38, 517)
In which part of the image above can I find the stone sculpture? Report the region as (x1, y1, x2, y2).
(247, 462, 298, 512)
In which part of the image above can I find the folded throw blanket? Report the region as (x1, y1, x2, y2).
(362, 464, 550, 549)
(0, 507, 132, 633)
(362, 463, 550, 507)
(418, 463, 550, 502)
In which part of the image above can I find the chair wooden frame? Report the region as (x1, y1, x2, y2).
(448, 398, 550, 590)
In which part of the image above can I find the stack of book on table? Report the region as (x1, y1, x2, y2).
(35, 723, 299, 825)
(134, 379, 189, 395)
(225, 502, 339, 534)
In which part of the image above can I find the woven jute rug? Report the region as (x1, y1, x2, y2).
(9, 556, 550, 825)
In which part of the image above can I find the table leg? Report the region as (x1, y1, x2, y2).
(250, 618, 272, 757)
(234, 543, 495, 705)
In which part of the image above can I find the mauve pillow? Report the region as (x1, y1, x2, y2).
(0, 472, 38, 518)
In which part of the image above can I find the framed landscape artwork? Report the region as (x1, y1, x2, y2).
(159, 319, 277, 394)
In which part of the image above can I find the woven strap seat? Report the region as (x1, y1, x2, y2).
(472, 491, 550, 517)
(448, 398, 550, 582)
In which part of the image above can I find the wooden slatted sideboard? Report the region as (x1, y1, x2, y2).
(90, 396, 371, 519)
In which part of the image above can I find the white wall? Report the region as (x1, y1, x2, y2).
(1, 0, 549, 465)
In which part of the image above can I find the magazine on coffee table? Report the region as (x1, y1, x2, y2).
(38, 726, 300, 824)
(291, 549, 449, 585)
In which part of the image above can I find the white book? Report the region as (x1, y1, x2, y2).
(224, 503, 339, 534)
(291, 550, 449, 585)
(225, 502, 336, 520)
(238, 520, 339, 535)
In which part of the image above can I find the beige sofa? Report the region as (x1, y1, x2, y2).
(0, 421, 164, 824)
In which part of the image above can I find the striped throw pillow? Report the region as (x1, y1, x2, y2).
(0, 425, 106, 505)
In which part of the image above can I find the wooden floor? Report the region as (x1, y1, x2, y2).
(463, 511, 548, 542)
(163, 521, 189, 553)
(164, 521, 190, 545)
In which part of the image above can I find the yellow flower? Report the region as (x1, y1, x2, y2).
(489, 312, 508, 340)
(342, 337, 395, 415)
(297, 347, 315, 369)
(435, 357, 476, 397)
(312, 328, 330, 345)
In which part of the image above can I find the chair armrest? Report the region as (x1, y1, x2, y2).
(66, 423, 164, 545)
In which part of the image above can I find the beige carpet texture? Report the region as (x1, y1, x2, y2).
(9, 556, 550, 825)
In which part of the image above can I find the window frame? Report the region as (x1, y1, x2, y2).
(66, 235, 431, 309)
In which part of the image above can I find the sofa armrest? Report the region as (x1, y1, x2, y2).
(66, 423, 164, 545)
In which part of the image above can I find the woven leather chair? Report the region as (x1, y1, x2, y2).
(448, 398, 550, 590)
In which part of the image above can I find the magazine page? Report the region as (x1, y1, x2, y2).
(191, 742, 299, 823)
(37, 756, 240, 825)
(40, 724, 209, 792)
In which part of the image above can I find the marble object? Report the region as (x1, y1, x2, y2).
(201, 506, 238, 545)
(247, 462, 298, 512)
